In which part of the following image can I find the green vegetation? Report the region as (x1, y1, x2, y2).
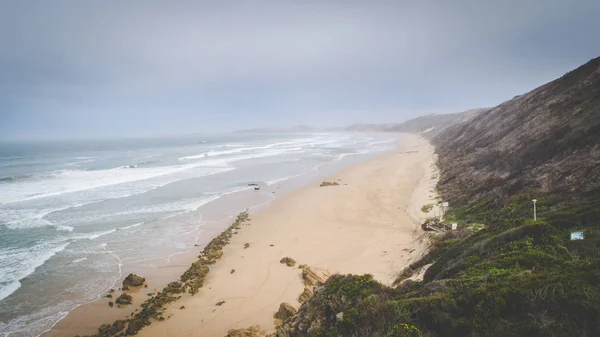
(275, 195, 600, 336)
(320, 181, 339, 187)
(420, 204, 433, 213)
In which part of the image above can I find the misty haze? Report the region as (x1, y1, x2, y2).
(1, 1, 600, 337)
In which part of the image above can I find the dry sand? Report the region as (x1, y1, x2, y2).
(133, 133, 438, 337)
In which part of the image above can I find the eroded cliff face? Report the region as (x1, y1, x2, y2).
(434, 57, 600, 205)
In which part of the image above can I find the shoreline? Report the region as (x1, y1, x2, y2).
(46, 133, 437, 337)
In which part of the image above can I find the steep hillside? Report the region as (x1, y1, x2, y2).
(435, 57, 600, 205)
(345, 108, 487, 138)
(268, 57, 600, 337)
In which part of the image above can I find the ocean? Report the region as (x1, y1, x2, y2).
(0, 132, 396, 336)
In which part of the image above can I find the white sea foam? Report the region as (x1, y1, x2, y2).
(0, 280, 21, 303)
(0, 241, 70, 301)
(55, 225, 74, 232)
(119, 222, 143, 230)
(71, 229, 117, 241)
(0, 132, 398, 337)
(0, 166, 234, 231)
(178, 137, 321, 161)
(0, 162, 232, 205)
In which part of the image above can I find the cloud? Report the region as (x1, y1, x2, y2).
(1, 0, 599, 138)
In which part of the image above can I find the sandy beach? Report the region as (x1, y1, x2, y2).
(46, 133, 436, 337)
(125, 133, 437, 337)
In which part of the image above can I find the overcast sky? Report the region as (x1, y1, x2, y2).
(1, 0, 599, 139)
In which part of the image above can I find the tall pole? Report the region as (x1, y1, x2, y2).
(532, 199, 537, 221)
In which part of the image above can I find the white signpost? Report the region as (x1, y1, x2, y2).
(440, 202, 449, 220)
(451, 223, 457, 230)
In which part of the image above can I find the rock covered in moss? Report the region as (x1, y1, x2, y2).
(165, 281, 183, 294)
(122, 273, 145, 288)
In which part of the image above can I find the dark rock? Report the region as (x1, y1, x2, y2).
(216, 301, 226, 306)
(108, 301, 114, 307)
(116, 293, 132, 305)
(106, 294, 112, 298)
(122, 273, 145, 288)
(98, 324, 112, 336)
(98, 319, 126, 337)
(279, 257, 296, 267)
(113, 320, 125, 333)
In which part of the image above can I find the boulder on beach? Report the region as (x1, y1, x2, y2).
(116, 293, 132, 305)
(122, 273, 145, 288)
(279, 257, 296, 267)
(274, 302, 296, 321)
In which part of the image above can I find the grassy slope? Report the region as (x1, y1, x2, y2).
(274, 194, 600, 337)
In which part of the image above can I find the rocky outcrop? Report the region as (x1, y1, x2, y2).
(298, 287, 313, 303)
(274, 302, 297, 321)
(90, 212, 252, 337)
(122, 273, 145, 288)
(300, 266, 330, 286)
(164, 281, 183, 294)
